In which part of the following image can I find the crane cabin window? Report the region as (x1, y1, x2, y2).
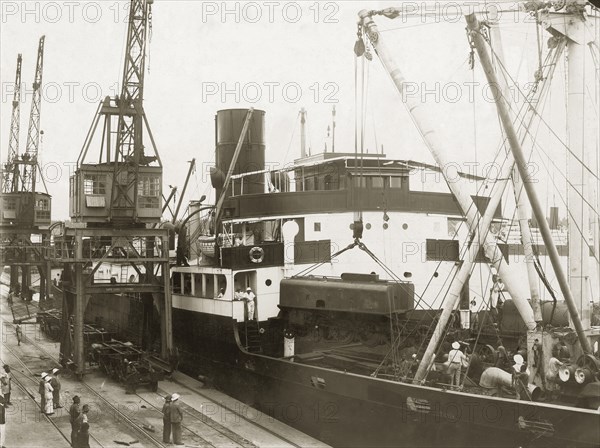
(35, 199, 51, 220)
(3, 198, 17, 210)
(36, 199, 50, 211)
(84, 174, 106, 195)
(138, 175, 160, 208)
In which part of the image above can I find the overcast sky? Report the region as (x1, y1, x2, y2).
(1, 1, 598, 220)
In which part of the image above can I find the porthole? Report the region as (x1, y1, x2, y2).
(383, 223, 389, 230)
(265, 279, 272, 286)
(366, 223, 372, 230)
(402, 223, 409, 230)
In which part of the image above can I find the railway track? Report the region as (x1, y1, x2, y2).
(3, 314, 304, 448)
(0, 314, 166, 448)
(1, 341, 105, 448)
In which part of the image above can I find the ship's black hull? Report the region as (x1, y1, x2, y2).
(173, 308, 600, 448)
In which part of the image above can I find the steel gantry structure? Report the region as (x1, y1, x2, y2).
(45, 0, 172, 378)
(1, 37, 52, 306)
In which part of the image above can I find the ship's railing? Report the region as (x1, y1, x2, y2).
(171, 292, 245, 320)
(220, 242, 284, 269)
(229, 167, 346, 196)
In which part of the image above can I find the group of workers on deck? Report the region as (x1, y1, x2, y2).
(233, 287, 257, 321)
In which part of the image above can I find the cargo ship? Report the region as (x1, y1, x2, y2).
(165, 4, 600, 447)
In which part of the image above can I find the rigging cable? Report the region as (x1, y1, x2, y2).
(488, 42, 600, 183)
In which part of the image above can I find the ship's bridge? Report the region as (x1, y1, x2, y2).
(221, 155, 499, 222)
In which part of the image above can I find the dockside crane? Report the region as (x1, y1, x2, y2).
(50, 0, 172, 378)
(0, 37, 51, 304)
(2, 54, 22, 193)
(20, 36, 46, 195)
(73, 0, 161, 226)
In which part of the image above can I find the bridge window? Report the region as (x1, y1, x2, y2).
(372, 177, 384, 188)
(353, 176, 367, 188)
(389, 177, 403, 189)
(84, 174, 106, 195)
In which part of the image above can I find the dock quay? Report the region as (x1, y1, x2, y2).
(0, 281, 329, 448)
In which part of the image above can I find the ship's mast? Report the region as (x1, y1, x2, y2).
(300, 108, 307, 158)
(357, 9, 537, 329)
(3, 54, 22, 193)
(487, 21, 545, 323)
(547, 2, 595, 330)
(331, 105, 336, 153)
(466, 9, 593, 353)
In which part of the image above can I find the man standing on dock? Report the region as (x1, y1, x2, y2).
(39, 372, 48, 410)
(74, 404, 90, 442)
(0, 365, 11, 406)
(43, 375, 54, 415)
(69, 395, 81, 447)
(162, 394, 172, 443)
(15, 324, 22, 346)
(170, 393, 184, 445)
(50, 368, 62, 408)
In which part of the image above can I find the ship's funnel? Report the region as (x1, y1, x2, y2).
(215, 109, 266, 199)
(210, 167, 225, 190)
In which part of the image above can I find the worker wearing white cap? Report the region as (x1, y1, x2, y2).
(170, 393, 184, 445)
(512, 355, 530, 400)
(245, 287, 256, 322)
(50, 368, 62, 408)
(39, 372, 48, 411)
(447, 342, 468, 387)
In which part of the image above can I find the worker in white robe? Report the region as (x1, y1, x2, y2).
(44, 376, 54, 415)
